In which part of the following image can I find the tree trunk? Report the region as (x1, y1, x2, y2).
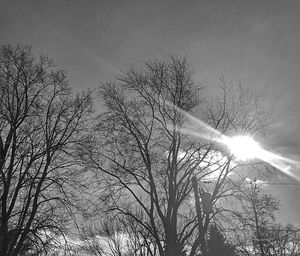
(165, 228, 184, 256)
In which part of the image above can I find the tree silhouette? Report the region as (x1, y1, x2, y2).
(80, 57, 270, 256)
(229, 178, 280, 256)
(0, 44, 92, 255)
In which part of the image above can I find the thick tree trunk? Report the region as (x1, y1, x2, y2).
(165, 233, 183, 256)
(0, 222, 9, 256)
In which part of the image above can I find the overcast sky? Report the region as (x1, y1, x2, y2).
(1, 0, 300, 224)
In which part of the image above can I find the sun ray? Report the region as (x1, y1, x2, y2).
(166, 101, 300, 181)
(167, 125, 220, 142)
(164, 100, 223, 137)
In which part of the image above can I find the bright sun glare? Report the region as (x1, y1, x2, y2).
(222, 135, 262, 161)
(166, 101, 300, 182)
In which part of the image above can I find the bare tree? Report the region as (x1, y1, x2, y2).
(225, 178, 300, 256)
(79, 215, 157, 256)
(228, 178, 279, 256)
(261, 223, 300, 256)
(81, 57, 269, 256)
(0, 45, 92, 255)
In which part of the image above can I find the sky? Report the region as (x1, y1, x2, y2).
(1, 0, 300, 224)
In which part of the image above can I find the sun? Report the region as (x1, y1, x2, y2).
(222, 135, 262, 161)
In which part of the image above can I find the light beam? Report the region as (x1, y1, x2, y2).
(166, 101, 300, 182)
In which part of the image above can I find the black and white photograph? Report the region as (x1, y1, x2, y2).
(1, 1, 300, 255)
